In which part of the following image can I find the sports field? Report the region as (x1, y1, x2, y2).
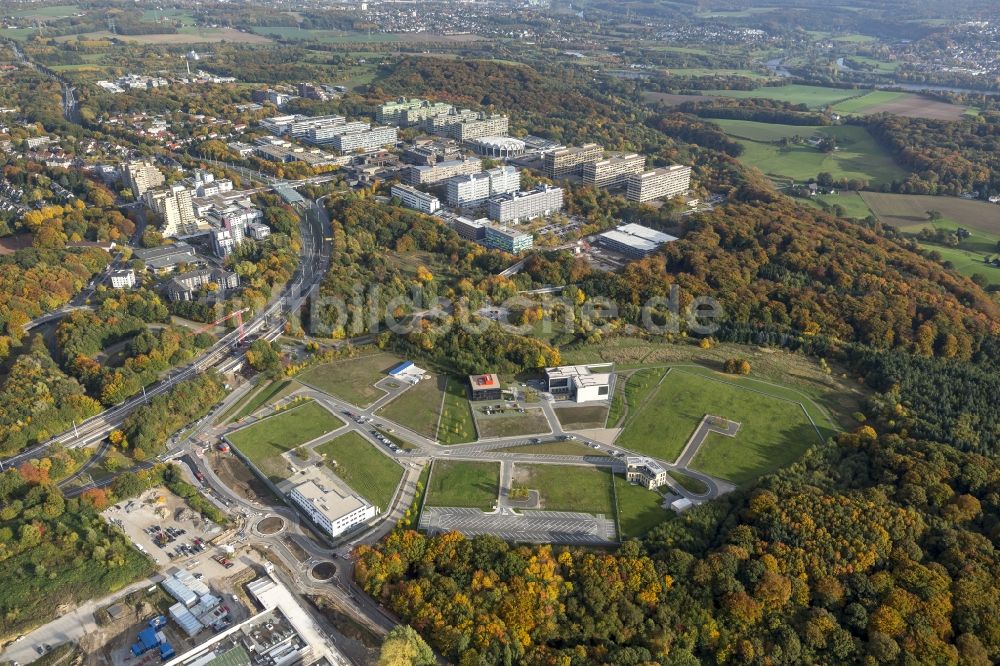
(714, 119, 907, 186)
(425, 461, 500, 510)
(227, 401, 344, 481)
(616, 369, 821, 485)
(515, 464, 615, 515)
(315, 432, 403, 511)
(379, 375, 446, 439)
(298, 352, 403, 407)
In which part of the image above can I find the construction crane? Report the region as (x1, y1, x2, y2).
(191, 307, 251, 344)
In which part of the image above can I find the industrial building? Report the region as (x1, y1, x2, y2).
(625, 165, 692, 203)
(391, 184, 441, 214)
(285, 466, 378, 537)
(469, 373, 502, 401)
(402, 157, 482, 186)
(582, 153, 645, 188)
(487, 184, 563, 224)
(543, 143, 603, 179)
(545, 363, 614, 402)
(445, 166, 520, 207)
(625, 457, 669, 490)
(597, 222, 678, 259)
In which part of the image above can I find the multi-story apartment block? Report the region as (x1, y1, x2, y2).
(125, 160, 165, 199)
(402, 157, 483, 186)
(483, 225, 534, 253)
(260, 114, 346, 138)
(582, 153, 645, 188)
(331, 126, 398, 153)
(626, 165, 692, 203)
(145, 185, 198, 237)
(391, 184, 441, 214)
(487, 184, 564, 224)
(307, 121, 371, 146)
(445, 166, 521, 207)
(444, 114, 510, 142)
(543, 143, 603, 179)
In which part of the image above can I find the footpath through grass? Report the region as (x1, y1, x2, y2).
(518, 464, 614, 515)
(227, 401, 344, 481)
(315, 432, 404, 511)
(425, 460, 499, 510)
(617, 369, 821, 485)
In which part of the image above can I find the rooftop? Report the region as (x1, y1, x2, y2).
(288, 466, 370, 522)
(469, 373, 501, 390)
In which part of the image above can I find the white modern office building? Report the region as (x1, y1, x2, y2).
(545, 363, 614, 402)
(487, 184, 563, 224)
(286, 466, 378, 538)
(391, 183, 441, 214)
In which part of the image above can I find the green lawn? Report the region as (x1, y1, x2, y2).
(607, 368, 667, 428)
(517, 464, 614, 515)
(830, 90, 905, 113)
(379, 374, 446, 439)
(617, 369, 821, 485)
(298, 353, 403, 407)
(227, 401, 344, 481)
(713, 119, 906, 186)
(920, 243, 1000, 287)
(803, 192, 875, 219)
(668, 470, 709, 495)
(475, 410, 550, 438)
(702, 84, 861, 108)
(315, 432, 404, 511)
(223, 379, 299, 423)
(425, 461, 500, 510)
(554, 405, 609, 430)
(614, 475, 670, 538)
(437, 376, 477, 445)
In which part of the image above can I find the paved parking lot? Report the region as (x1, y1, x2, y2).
(420, 507, 617, 545)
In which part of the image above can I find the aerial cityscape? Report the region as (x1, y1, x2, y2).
(0, 0, 998, 664)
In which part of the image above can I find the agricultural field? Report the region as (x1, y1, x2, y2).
(475, 408, 550, 439)
(860, 193, 1000, 286)
(379, 375, 446, 439)
(514, 464, 615, 515)
(226, 401, 344, 481)
(248, 25, 481, 44)
(832, 91, 970, 120)
(801, 191, 875, 219)
(714, 119, 907, 186)
(298, 352, 403, 407)
(52, 28, 271, 44)
(436, 376, 477, 445)
(617, 369, 824, 485)
(701, 84, 861, 108)
(613, 475, 670, 538)
(315, 432, 404, 511)
(425, 461, 500, 510)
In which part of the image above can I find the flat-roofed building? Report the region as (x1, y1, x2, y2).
(145, 185, 199, 237)
(626, 165, 692, 203)
(582, 153, 645, 188)
(452, 216, 489, 241)
(445, 114, 509, 142)
(166, 268, 239, 301)
(483, 224, 533, 253)
(470, 135, 525, 158)
(403, 157, 482, 186)
(125, 160, 165, 199)
(285, 466, 378, 537)
(545, 363, 614, 402)
(260, 113, 346, 138)
(598, 222, 678, 259)
(543, 143, 603, 179)
(446, 166, 520, 207)
(307, 120, 371, 145)
(422, 108, 481, 133)
(469, 373, 502, 401)
(391, 184, 440, 214)
(399, 101, 455, 126)
(487, 184, 563, 224)
(110, 268, 136, 289)
(331, 125, 398, 153)
(134, 242, 197, 274)
(625, 456, 668, 490)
